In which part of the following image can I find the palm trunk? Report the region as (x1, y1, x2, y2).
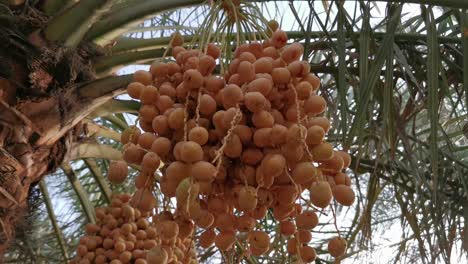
(0, 7, 130, 255)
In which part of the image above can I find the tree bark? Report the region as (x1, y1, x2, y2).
(0, 6, 131, 255)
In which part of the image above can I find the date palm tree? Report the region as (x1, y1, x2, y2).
(0, 0, 467, 263)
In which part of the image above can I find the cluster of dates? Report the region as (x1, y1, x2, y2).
(83, 29, 354, 263)
(70, 194, 198, 264)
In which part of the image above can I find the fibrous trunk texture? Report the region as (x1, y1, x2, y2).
(0, 5, 125, 257)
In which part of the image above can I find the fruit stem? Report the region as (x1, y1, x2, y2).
(211, 106, 242, 167)
(330, 202, 341, 237)
(183, 93, 191, 141)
